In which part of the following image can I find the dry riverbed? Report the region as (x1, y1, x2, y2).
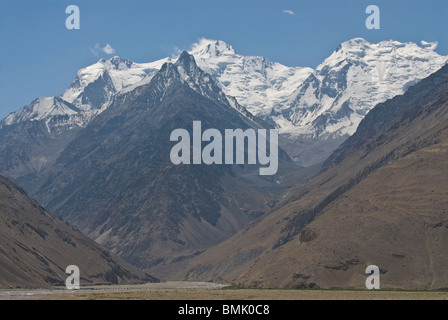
(1, 281, 447, 300)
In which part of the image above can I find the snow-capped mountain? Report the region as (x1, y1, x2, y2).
(3, 97, 79, 127)
(2, 37, 447, 159)
(31, 52, 284, 272)
(188, 39, 313, 116)
(272, 38, 448, 137)
(1, 56, 170, 130)
(61, 56, 170, 108)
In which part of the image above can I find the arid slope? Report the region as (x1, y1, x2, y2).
(0, 175, 156, 289)
(180, 65, 448, 290)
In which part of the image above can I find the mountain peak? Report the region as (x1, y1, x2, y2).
(107, 56, 133, 69)
(344, 37, 369, 45)
(175, 51, 198, 69)
(2, 96, 79, 127)
(95, 56, 134, 71)
(189, 38, 236, 57)
(336, 38, 440, 56)
(334, 38, 368, 52)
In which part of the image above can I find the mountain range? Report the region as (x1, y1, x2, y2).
(1, 38, 447, 287)
(2, 38, 446, 167)
(16, 52, 297, 275)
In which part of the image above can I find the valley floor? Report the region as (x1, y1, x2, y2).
(1, 281, 447, 300)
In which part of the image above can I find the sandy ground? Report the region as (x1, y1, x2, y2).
(1, 281, 448, 300)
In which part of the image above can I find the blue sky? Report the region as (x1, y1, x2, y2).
(1, 0, 447, 119)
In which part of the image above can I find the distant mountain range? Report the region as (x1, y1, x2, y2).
(2, 38, 446, 166)
(1, 38, 447, 286)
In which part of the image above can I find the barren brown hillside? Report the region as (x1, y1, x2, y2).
(0, 175, 156, 288)
(178, 64, 448, 290)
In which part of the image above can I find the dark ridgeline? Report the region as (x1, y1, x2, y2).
(26, 52, 295, 276)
